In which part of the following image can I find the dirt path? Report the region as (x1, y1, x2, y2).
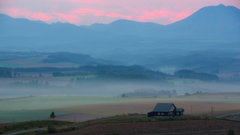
(3, 128, 45, 135)
(46, 113, 104, 122)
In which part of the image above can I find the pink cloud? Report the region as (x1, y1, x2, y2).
(107, 13, 132, 20)
(52, 13, 79, 24)
(136, 9, 192, 24)
(137, 10, 169, 22)
(73, 9, 103, 16)
(31, 13, 51, 21)
(0, 0, 239, 25)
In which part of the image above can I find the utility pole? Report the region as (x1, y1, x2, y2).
(191, 105, 192, 116)
(211, 107, 214, 117)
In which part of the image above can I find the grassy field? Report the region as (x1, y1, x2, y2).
(22, 57, 44, 63)
(1, 96, 240, 123)
(0, 61, 19, 68)
(0, 57, 44, 68)
(0, 110, 69, 123)
(1, 120, 72, 134)
(2, 96, 239, 111)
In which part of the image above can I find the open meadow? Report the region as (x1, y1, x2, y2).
(1, 95, 240, 123)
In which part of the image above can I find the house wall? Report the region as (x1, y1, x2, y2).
(153, 112, 174, 116)
(175, 111, 184, 116)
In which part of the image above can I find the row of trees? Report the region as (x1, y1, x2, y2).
(174, 70, 219, 81)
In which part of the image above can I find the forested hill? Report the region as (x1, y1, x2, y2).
(174, 70, 219, 81)
(0, 66, 219, 81)
(41, 52, 121, 65)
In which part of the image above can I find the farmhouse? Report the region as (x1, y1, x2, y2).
(148, 103, 184, 117)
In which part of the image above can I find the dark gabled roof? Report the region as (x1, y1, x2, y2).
(176, 108, 184, 112)
(153, 103, 176, 112)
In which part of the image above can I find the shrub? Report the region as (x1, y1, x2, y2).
(0, 129, 4, 134)
(71, 127, 76, 130)
(48, 125, 57, 133)
(228, 129, 234, 135)
(24, 125, 28, 129)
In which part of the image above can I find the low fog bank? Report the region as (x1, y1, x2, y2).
(0, 65, 239, 99)
(1, 79, 239, 99)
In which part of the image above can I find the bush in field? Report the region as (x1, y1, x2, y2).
(24, 125, 28, 129)
(48, 125, 57, 133)
(228, 129, 234, 135)
(0, 129, 4, 134)
(50, 112, 55, 118)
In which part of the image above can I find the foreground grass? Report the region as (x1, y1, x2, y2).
(0, 120, 72, 134)
(57, 115, 240, 135)
(75, 115, 219, 126)
(1, 115, 239, 135)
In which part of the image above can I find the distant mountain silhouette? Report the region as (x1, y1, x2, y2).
(164, 4, 240, 39)
(0, 4, 239, 51)
(86, 19, 164, 37)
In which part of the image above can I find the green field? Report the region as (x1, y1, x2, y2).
(22, 57, 44, 63)
(0, 61, 19, 68)
(0, 57, 44, 68)
(0, 96, 154, 111)
(1, 96, 239, 111)
(0, 110, 68, 123)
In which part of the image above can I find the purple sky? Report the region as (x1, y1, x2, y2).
(0, 0, 239, 26)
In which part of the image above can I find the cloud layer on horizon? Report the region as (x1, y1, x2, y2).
(0, 0, 239, 25)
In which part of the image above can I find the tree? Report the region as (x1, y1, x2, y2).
(48, 125, 57, 133)
(50, 112, 55, 118)
(228, 129, 234, 135)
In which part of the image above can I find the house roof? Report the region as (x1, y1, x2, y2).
(176, 108, 184, 112)
(153, 103, 176, 112)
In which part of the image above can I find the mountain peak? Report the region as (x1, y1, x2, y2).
(217, 4, 226, 7)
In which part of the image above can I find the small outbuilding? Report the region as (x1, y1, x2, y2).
(148, 103, 184, 117)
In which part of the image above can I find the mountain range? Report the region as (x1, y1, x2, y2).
(0, 4, 240, 74)
(0, 4, 239, 43)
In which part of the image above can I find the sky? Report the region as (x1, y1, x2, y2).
(0, 0, 240, 26)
